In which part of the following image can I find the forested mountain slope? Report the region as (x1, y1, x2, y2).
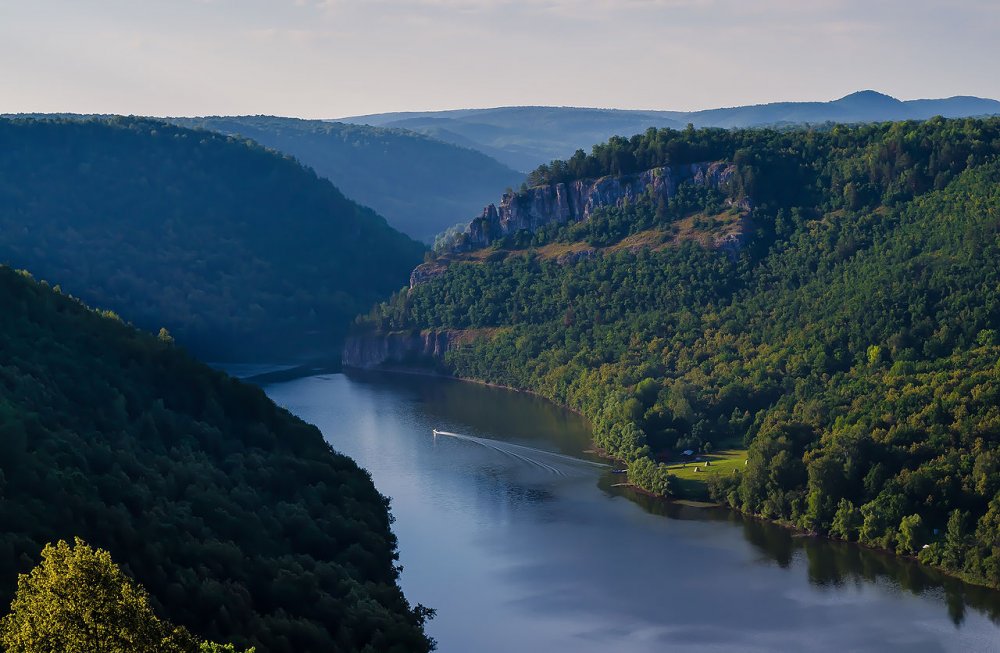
(355, 118, 1000, 588)
(0, 117, 425, 360)
(168, 116, 523, 242)
(0, 265, 433, 652)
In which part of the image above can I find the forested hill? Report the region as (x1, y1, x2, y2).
(359, 118, 1000, 589)
(0, 117, 425, 360)
(0, 265, 433, 652)
(168, 116, 524, 242)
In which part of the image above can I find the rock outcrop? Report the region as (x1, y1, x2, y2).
(448, 161, 742, 253)
(409, 261, 448, 288)
(342, 329, 460, 369)
(405, 160, 751, 288)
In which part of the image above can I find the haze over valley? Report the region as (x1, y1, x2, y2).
(341, 90, 1000, 172)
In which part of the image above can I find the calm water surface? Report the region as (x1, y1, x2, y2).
(264, 371, 1000, 653)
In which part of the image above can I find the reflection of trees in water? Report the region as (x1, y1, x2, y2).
(348, 369, 595, 455)
(794, 535, 999, 627)
(348, 371, 1000, 628)
(741, 519, 795, 568)
(604, 478, 1000, 627)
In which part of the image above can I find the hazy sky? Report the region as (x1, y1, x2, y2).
(1, 0, 997, 118)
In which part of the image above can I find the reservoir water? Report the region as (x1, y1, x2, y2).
(264, 371, 1000, 652)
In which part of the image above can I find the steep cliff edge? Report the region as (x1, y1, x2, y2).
(407, 160, 747, 287)
(449, 161, 741, 253)
(342, 329, 490, 369)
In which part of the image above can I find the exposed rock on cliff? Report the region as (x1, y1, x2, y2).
(448, 161, 741, 253)
(342, 329, 481, 369)
(405, 161, 751, 288)
(409, 261, 448, 288)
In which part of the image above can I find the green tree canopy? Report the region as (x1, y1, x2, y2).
(0, 117, 425, 360)
(0, 267, 433, 652)
(357, 117, 1000, 589)
(0, 538, 250, 653)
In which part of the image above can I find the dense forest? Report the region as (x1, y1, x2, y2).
(167, 117, 523, 242)
(360, 117, 1000, 588)
(0, 265, 433, 652)
(0, 117, 425, 360)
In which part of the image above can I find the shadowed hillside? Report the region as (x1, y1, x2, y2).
(0, 265, 434, 652)
(168, 116, 524, 242)
(0, 117, 425, 360)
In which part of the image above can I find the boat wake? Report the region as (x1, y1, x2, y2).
(432, 429, 608, 476)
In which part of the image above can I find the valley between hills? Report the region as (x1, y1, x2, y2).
(3, 98, 1000, 651)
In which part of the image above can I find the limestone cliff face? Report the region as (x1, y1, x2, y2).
(406, 161, 748, 288)
(342, 330, 458, 369)
(451, 161, 741, 253)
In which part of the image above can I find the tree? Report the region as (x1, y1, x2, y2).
(830, 498, 862, 541)
(859, 491, 905, 549)
(804, 453, 845, 531)
(200, 644, 255, 653)
(1, 538, 176, 653)
(942, 509, 969, 571)
(897, 514, 924, 555)
(0, 539, 251, 653)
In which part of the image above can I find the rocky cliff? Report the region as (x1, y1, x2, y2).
(448, 161, 741, 253)
(342, 329, 463, 369)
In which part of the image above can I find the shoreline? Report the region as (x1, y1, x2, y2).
(345, 363, 591, 418)
(340, 362, 1000, 594)
(347, 364, 730, 507)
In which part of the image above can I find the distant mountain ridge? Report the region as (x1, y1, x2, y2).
(684, 90, 1000, 128)
(341, 91, 1000, 171)
(340, 106, 686, 172)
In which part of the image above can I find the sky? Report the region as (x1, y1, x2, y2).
(1, 0, 998, 118)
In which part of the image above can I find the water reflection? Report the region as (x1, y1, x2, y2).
(266, 371, 1000, 652)
(343, 370, 600, 459)
(606, 476, 1000, 627)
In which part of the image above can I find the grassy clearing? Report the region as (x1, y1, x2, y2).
(664, 448, 747, 500)
(668, 209, 747, 248)
(604, 228, 670, 252)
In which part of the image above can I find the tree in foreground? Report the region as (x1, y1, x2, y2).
(0, 538, 252, 653)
